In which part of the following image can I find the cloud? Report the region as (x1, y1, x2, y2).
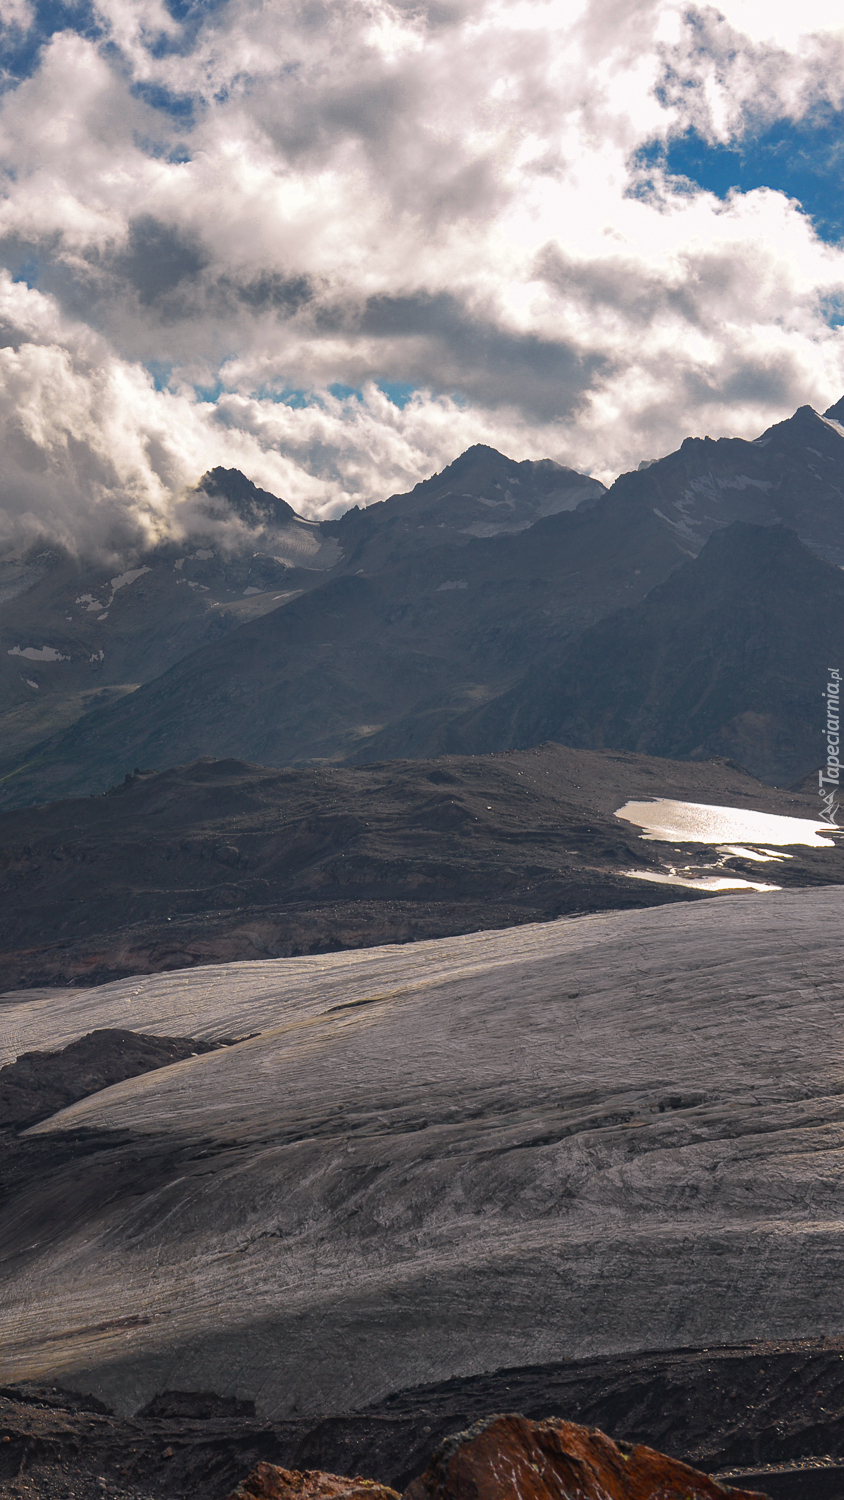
(0, 0, 843, 553)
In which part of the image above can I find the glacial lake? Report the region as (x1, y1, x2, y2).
(615, 799, 837, 849)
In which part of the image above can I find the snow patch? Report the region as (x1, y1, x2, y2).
(110, 567, 150, 592)
(652, 507, 700, 542)
(8, 644, 70, 662)
(243, 586, 262, 595)
(437, 580, 468, 590)
(624, 869, 779, 892)
(75, 566, 149, 618)
(716, 474, 772, 491)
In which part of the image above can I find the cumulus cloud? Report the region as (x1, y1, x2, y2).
(0, 0, 843, 552)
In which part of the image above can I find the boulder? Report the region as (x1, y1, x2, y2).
(227, 1460, 400, 1499)
(402, 1414, 769, 1500)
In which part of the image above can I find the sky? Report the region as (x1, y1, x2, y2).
(2, 0, 844, 554)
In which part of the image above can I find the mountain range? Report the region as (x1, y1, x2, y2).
(3, 396, 844, 805)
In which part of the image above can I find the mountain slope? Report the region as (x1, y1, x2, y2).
(0, 452, 603, 764)
(459, 523, 844, 784)
(596, 398, 844, 563)
(0, 491, 690, 806)
(0, 470, 341, 764)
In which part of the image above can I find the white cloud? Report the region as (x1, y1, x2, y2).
(0, 0, 843, 552)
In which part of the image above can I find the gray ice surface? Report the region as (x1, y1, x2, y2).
(3, 889, 844, 1419)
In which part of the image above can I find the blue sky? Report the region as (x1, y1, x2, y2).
(637, 112, 844, 244)
(0, 0, 843, 552)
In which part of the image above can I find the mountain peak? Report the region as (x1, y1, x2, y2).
(195, 468, 299, 528)
(824, 395, 844, 423)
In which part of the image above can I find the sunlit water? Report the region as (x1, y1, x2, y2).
(615, 799, 836, 849)
(614, 797, 841, 894)
(624, 869, 781, 892)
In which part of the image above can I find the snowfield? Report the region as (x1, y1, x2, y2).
(3, 888, 844, 1419)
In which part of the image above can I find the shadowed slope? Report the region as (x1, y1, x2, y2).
(0, 498, 688, 807)
(458, 524, 844, 784)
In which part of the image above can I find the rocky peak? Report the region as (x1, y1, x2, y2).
(195, 468, 300, 528)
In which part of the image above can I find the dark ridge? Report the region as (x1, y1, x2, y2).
(138, 1390, 258, 1421)
(0, 1028, 231, 1129)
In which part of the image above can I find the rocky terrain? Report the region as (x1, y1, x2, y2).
(398, 1412, 767, 1500)
(4, 1340, 844, 1498)
(1, 743, 841, 990)
(228, 1414, 769, 1500)
(0, 1028, 236, 1129)
(5, 890, 844, 1430)
(6, 394, 844, 806)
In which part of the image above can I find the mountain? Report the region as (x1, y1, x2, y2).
(0, 469, 341, 765)
(0, 486, 687, 806)
(594, 397, 844, 563)
(0, 452, 602, 769)
(319, 444, 606, 571)
(5, 394, 844, 806)
(4, 742, 831, 990)
(458, 522, 844, 785)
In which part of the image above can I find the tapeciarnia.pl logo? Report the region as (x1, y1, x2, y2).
(819, 667, 841, 827)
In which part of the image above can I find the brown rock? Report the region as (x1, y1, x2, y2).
(402, 1414, 770, 1500)
(227, 1459, 401, 1500)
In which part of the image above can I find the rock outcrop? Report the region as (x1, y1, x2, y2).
(230, 1418, 768, 1500)
(0, 1027, 227, 1128)
(227, 1461, 399, 1499)
(402, 1414, 768, 1499)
